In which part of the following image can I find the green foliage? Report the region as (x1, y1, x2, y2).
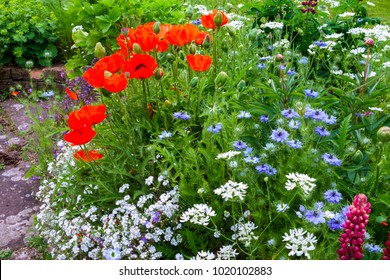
(0, 0, 59, 67)
(0, 249, 13, 260)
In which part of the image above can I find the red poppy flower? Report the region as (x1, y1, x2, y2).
(68, 104, 107, 131)
(65, 88, 78, 100)
(195, 31, 212, 45)
(200, 10, 228, 29)
(64, 125, 97, 146)
(130, 26, 160, 52)
(10, 91, 19, 96)
(123, 54, 158, 79)
(165, 24, 200, 46)
(74, 150, 103, 162)
(82, 53, 127, 92)
(186, 54, 212, 72)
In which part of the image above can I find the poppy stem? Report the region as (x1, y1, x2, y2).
(360, 47, 370, 97)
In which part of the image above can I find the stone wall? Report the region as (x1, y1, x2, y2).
(0, 65, 66, 93)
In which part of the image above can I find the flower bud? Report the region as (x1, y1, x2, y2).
(166, 53, 176, 63)
(121, 28, 129, 37)
(202, 34, 211, 48)
(365, 38, 375, 47)
(154, 68, 164, 80)
(226, 25, 236, 37)
(221, 39, 229, 52)
(377, 126, 390, 142)
(185, 5, 194, 19)
(94, 42, 106, 59)
(133, 43, 142, 54)
(189, 43, 197, 55)
(190, 76, 199, 88)
(352, 150, 363, 164)
(214, 11, 223, 28)
(237, 80, 246, 92)
(248, 29, 258, 40)
(276, 54, 284, 62)
(215, 71, 228, 86)
(153, 22, 161, 34)
(179, 50, 186, 60)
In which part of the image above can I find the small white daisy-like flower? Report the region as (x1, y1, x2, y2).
(285, 173, 316, 195)
(216, 245, 239, 260)
(276, 203, 290, 213)
(216, 150, 241, 160)
(191, 251, 215, 260)
(282, 228, 317, 259)
(180, 204, 216, 226)
(214, 180, 248, 201)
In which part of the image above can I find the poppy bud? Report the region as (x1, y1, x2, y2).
(214, 12, 223, 28)
(185, 5, 194, 19)
(221, 39, 229, 52)
(154, 68, 164, 80)
(94, 42, 106, 59)
(226, 25, 236, 37)
(133, 43, 142, 54)
(377, 126, 390, 142)
(166, 53, 176, 63)
(153, 22, 161, 35)
(249, 29, 258, 40)
(121, 28, 129, 37)
(352, 150, 363, 164)
(365, 38, 375, 47)
(190, 76, 199, 88)
(202, 34, 211, 48)
(189, 43, 197, 55)
(215, 71, 228, 86)
(179, 50, 186, 60)
(237, 80, 246, 92)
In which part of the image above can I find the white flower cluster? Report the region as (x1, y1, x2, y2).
(216, 150, 241, 160)
(348, 25, 390, 42)
(285, 173, 316, 195)
(180, 204, 216, 226)
(322, 0, 340, 8)
(339, 12, 355, 18)
(282, 228, 317, 259)
(261, 21, 284, 30)
(214, 180, 248, 201)
(190, 245, 239, 260)
(36, 142, 182, 260)
(231, 220, 259, 247)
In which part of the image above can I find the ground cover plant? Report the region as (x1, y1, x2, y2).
(12, 0, 390, 260)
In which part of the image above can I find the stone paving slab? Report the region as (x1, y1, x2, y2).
(0, 98, 42, 255)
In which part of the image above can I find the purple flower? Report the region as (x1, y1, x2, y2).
(192, 19, 201, 25)
(287, 69, 296, 76)
(257, 63, 266, 69)
(207, 123, 223, 133)
(237, 111, 251, 119)
(159, 131, 172, 140)
(255, 164, 277, 175)
(322, 153, 342, 166)
(323, 114, 337, 125)
(305, 107, 327, 121)
(288, 119, 301, 129)
(270, 128, 289, 143)
(305, 208, 326, 225)
(260, 115, 269, 123)
(304, 89, 318, 98)
(244, 156, 260, 164)
(315, 126, 330, 137)
(328, 214, 345, 231)
(173, 111, 191, 120)
(287, 139, 303, 149)
(282, 108, 299, 119)
(233, 140, 247, 150)
(104, 248, 121, 260)
(313, 41, 327, 47)
(151, 211, 161, 223)
(324, 189, 342, 204)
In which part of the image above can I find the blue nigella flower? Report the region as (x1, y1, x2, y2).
(313, 41, 327, 48)
(328, 214, 346, 231)
(298, 56, 308, 64)
(244, 156, 260, 164)
(192, 19, 201, 25)
(270, 128, 289, 143)
(305, 107, 327, 121)
(288, 119, 301, 129)
(282, 108, 299, 119)
(159, 131, 172, 140)
(257, 63, 266, 69)
(233, 140, 247, 150)
(364, 243, 382, 253)
(322, 153, 342, 166)
(324, 189, 342, 204)
(207, 123, 223, 133)
(304, 89, 319, 98)
(42, 90, 55, 97)
(304, 203, 326, 225)
(237, 111, 252, 119)
(287, 139, 303, 149)
(173, 111, 191, 120)
(323, 114, 337, 125)
(287, 69, 296, 76)
(260, 115, 269, 123)
(315, 126, 330, 137)
(255, 163, 277, 175)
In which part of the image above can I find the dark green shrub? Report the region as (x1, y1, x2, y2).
(0, 0, 59, 67)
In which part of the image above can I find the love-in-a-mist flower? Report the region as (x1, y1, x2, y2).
(324, 189, 342, 204)
(337, 193, 371, 260)
(207, 123, 222, 133)
(270, 128, 289, 143)
(322, 153, 342, 166)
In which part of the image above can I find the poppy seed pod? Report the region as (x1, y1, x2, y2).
(189, 43, 197, 55)
(215, 71, 228, 86)
(94, 42, 106, 59)
(202, 34, 211, 48)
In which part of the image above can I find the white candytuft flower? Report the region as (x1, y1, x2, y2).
(214, 180, 248, 201)
(282, 228, 317, 259)
(285, 173, 316, 195)
(180, 204, 216, 226)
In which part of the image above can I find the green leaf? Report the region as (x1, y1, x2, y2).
(337, 113, 352, 155)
